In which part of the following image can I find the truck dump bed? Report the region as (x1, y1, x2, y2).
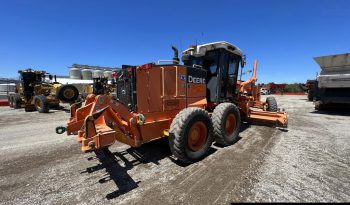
(314, 53, 350, 88)
(313, 53, 350, 108)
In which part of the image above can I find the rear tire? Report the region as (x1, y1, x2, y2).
(8, 95, 13, 108)
(266, 97, 278, 112)
(13, 94, 22, 109)
(315, 102, 324, 110)
(212, 103, 241, 146)
(34, 95, 49, 113)
(169, 107, 213, 163)
(57, 85, 79, 103)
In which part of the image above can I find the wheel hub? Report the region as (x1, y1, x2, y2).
(188, 121, 207, 152)
(225, 113, 236, 136)
(63, 88, 74, 99)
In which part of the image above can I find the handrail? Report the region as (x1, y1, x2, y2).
(157, 60, 180, 64)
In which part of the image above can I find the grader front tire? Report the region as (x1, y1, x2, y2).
(34, 95, 50, 113)
(169, 107, 213, 164)
(266, 97, 278, 112)
(13, 95, 22, 109)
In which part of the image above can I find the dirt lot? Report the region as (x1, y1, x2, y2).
(0, 95, 349, 204)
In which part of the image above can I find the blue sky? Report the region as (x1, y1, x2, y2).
(0, 0, 349, 83)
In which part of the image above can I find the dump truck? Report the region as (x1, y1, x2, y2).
(306, 79, 316, 101)
(57, 41, 288, 164)
(313, 53, 350, 109)
(299, 80, 317, 101)
(8, 69, 80, 113)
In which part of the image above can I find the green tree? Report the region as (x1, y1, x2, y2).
(284, 83, 304, 93)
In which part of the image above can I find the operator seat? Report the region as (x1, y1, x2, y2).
(205, 60, 218, 103)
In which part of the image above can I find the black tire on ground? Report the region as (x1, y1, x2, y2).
(315, 102, 324, 110)
(266, 96, 278, 112)
(307, 91, 314, 101)
(168, 107, 213, 164)
(56, 85, 79, 103)
(34, 95, 50, 113)
(8, 95, 13, 108)
(212, 103, 242, 146)
(13, 94, 22, 109)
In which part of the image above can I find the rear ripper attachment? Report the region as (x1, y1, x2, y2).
(57, 41, 288, 164)
(59, 76, 117, 136)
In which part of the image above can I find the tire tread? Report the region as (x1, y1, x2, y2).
(266, 97, 278, 112)
(169, 107, 213, 163)
(212, 103, 241, 146)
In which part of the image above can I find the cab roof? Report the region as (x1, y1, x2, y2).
(182, 41, 243, 58)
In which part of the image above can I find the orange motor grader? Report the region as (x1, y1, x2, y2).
(57, 41, 288, 163)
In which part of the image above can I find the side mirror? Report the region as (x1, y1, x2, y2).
(241, 55, 246, 68)
(242, 70, 252, 75)
(49, 75, 53, 80)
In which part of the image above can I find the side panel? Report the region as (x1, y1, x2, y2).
(163, 66, 187, 111)
(148, 69, 163, 112)
(136, 69, 150, 113)
(136, 65, 206, 142)
(186, 67, 207, 108)
(136, 66, 189, 114)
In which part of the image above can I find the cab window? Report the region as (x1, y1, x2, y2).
(228, 58, 239, 77)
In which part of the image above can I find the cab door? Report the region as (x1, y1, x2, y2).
(218, 53, 240, 102)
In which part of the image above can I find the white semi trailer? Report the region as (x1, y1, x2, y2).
(313, 53, 350, 109)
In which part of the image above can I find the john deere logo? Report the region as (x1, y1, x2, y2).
(180, 75, 186, 81)
(188, 76, 206, 84)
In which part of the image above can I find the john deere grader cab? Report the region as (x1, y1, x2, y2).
(57, 41, 288, 163)
(9, 69, 79, 113)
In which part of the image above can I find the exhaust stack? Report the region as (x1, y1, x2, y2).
(172, 46, 180, 64)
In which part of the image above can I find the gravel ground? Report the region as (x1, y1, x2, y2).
(0, 95, 349, 204)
